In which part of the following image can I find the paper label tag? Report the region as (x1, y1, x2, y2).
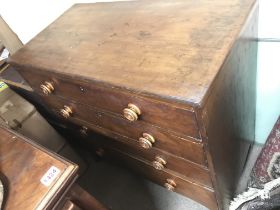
(40, 166, 60, 186)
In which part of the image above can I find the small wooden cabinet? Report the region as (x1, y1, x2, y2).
(0, 126, 107, 210)
(0, 126, 78, 209)
(8, 1, 259, 209)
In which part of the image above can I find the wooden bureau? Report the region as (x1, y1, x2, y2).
(7, 1, 258, 209)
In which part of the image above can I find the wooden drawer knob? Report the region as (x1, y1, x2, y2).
(40, 81, 54, 95)
(139, 133, 155, 149)
(164, 179, 176, 191)
(60, 105, 73, 119)
(123, 103, 141, 122)
(80, 126, 88, 136)
(152, 156, 166, 170)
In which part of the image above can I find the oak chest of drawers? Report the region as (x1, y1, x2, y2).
(8, 1, 258, 209)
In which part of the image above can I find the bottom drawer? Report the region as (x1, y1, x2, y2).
(83, 131, 212, 187)
(94, 146, 217, 210)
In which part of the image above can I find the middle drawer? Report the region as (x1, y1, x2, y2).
(79, 128, 212, 187)
(41, 95, 207, 166)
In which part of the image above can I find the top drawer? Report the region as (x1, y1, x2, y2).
(17, 68, 200, 139)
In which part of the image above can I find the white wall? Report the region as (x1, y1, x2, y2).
(1, 0, 279, 144)
(0, 0, 127, 44)
(256, 0, 280, 144)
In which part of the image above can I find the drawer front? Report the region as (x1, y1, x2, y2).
(95, 146, 217, 210)
(82, 130, 212, 187)
(18, 68, 200, 139)
(42, 95, 206, 165)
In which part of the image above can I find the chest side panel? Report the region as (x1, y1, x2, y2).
(198, 4, 258, 209)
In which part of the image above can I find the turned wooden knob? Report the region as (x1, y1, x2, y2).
(164, 179, 176, 191)
(40, 81, 54, 95)
(123, 103, 141, 121)
(60, 105, 73, 119)
(80, 126, 88, 136)
(152, 156, 166, 170)
(139, 133, 155, 149)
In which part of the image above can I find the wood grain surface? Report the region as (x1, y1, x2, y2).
(0, 126, 78, 210)
(9, 0, 256, 106)
(40, 95, 206, 164)
(199, 3, 259, 209)
(80, 127, 211, 187)
(15, 68, 200, 138)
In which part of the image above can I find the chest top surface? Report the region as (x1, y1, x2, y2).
(9, 0, 256, 105)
